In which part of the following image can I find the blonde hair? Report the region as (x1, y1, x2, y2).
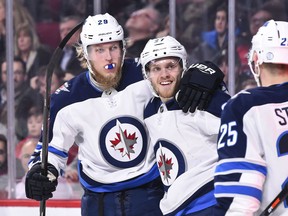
(75, 42, 87, 69)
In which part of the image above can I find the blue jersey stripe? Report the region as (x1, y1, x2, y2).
(79, 163, 160, 192)
(215, 184, 262, 201)
(48, 146, 68, 158)
(215, 161, 267, 176)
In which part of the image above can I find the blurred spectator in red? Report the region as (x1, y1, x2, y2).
(124, 5, 162, 59)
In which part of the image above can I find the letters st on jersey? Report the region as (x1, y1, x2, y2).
(100, 116, 147, 168)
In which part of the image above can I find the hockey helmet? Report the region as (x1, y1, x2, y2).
(139, 36, 187, 79)
(80, 13, 125, 58)
(249, 20, 288, 66)
(248, 20, 288, 85)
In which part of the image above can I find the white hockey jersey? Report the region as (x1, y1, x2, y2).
(144, 90, 230, 215)
(214, 82, 288, 215)
(29, 60, 160, 193)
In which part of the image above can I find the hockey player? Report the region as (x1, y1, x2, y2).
(25, 13, 163, 216)
(24, 14, 223, 215)
(139, 36, 230, 215)
(214, 20, 288, 215)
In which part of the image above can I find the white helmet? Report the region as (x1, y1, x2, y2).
(139, 36, 187, 79)
(249, 20, 288, 85)
(249, 20, 288, 65)
(80, 13, 125, 58)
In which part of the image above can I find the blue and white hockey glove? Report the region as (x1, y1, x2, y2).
(25, 163, 58, 201)
(176, 61, 225, 113)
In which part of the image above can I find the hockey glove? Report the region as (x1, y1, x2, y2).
(176, 61, 224, 113)
(25, 163, 58, 201)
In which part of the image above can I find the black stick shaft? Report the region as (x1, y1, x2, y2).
(39, 21, 83, 216)
(259, 183, 288, 216)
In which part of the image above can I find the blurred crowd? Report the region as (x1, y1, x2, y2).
(0, 0, 288, 200)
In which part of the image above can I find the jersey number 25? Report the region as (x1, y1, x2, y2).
(217, 121, 238, 149)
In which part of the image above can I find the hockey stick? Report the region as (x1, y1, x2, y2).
(40, 21, 83, 216)
(259, 182, 288, 216)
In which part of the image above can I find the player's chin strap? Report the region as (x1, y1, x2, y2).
(40, 21, 84, 216)
(259, 182, 288, 216)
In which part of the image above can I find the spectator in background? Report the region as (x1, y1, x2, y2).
(0, 134, 7, 199)
(0, 57, 43, 142)
(188, 4, 228, 64)
(248, 1, 286, 38)
(216, 49, 238, 84)
(215, 48, 249, 93)
(57, 15, 85, 79)
(236, 0, 287, 78)
(15, 108, 43, 162)
(249, 7, 273, 37)
(179, 0, 222, 54)
(16, 137, 75, 199)
(0, 0, 35, 61)
(16, 138, 38, 198)
(34, 65, 65, 97)
(124, 5, 162, 59)
(15, 23, 52, 84)
(237, 2, 274, 77)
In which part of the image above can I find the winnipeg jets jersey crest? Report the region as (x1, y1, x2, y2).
(154, 140, 185, 188)
(100, 116, 148, 168)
